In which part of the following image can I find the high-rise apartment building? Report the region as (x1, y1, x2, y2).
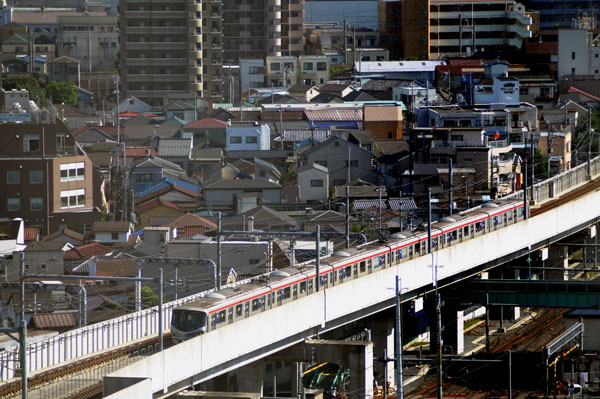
(120, 0, 223, 106)
(222, 0, 304, 62)
(378, 0, 428, 60)
(429, 0, 532, 59)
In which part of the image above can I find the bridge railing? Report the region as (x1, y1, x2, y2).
(0, 290, 206, 382)
(501, 156, 600, 205)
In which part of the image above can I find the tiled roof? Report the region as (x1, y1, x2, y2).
(260, 111, 305, 121)
(158, 138, 192, 158)
(166, 213, 217, 229)
(136, 198, 182, 214)
(86, 151, 112, 168)
(388, 198, 418, 211)
(125, 125, 180, 140)
(42, 228, 84, 242)
(125, 147, 157, 158)
(375, 139, 409, 155)
(203, 179, 281, 190)
(165, 100, 194, 111)
(134, 177, 199, 199)
(305, 109, 363, 121)
(64, 242, 113, 260)
(72, 125, 120, 138)
(30, 313, 76, 329)
(191, 147, 223, 161)
(227, 150, 287, 159)
(184, 118, 227, 129)
(353, 199, 387, 210)
(54, 104, 93, 117)
(92, 221, 131, 233)
(94, 258, 137, 276)
(132, 156, 183, 172)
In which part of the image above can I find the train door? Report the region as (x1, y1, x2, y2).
(228, 307, 234, 324)
(503, 212, 507, 226)
(244, 302, 250, 318)
(368, 259, 373, 274)
(353, 263, 358, 277)
(277, 290, 283, 305)
(293, 284, 298, 299)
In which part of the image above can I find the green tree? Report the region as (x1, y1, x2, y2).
(46, 80, 78, 105)
(573, 104, 600, 165)
(2, 74, 47, 106)
(279, 169, 297, 185)
(126, 286, 163, 309)
(534, 148, 549, 180)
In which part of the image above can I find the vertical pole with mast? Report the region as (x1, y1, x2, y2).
(217, 212, 222, 290)
(448, 158, 453, 215)
(395, 275, 403, 399)
(345, 185, 350, 249)
(20, 251, 27, 399)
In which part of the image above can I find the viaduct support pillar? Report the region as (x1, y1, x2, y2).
(369, 316, 396, 387)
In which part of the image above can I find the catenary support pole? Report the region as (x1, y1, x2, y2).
(20, 251, 27, 399)
(315, 225, 320, 292)
(159, 268, 163, 353)
(396, 276, 403, 399)
(217, 212, 222, 290)
(345, 185, 350, 249)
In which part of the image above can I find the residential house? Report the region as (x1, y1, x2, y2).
(299, 55, 330, 86)
(354, 61, 446, 84)
(129, 156, 188, 193)
(183, 118, 227, 148)
(0, 120, 103, 235)
(303, 136, 377, 186)
(227, 150, 288, 170)
(363, 104, 403, 139)
(92, 221, 133, 244)
(115, 96, 152, 115)
(226, 122, 271, 151)
(266, 56, 298, 88)
(157, 138, 193, 173)
(3, 241, 64, 282)
(135, 198, 184, 228)
(165, 101, 196, 124)
(166, 213, 217, 238)
(305, 107, 363, 130)
(240, 59, 265, 94)
(319, 84, 355, 99)
(202, 179, 282, 207)
(48, 56, 81, 85)
(190, 148, 223, 180)
(231, 158, 281, 183)
(134, 178, 199, 211)
(41, 227, 84, 247)
(54, 104, 102, 131)
(287, 85, 321, 102)
(64, 242, 113, 261)
(297, 163, 329, 203)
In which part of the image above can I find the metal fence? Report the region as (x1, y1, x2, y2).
(0, 291, 205, 382)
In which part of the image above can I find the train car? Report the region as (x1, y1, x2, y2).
(171, 198, 526, 342)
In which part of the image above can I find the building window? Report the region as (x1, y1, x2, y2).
(60, 188, 85, 208)
(315, 160, 327, 167)
(24, 135, 40, 152)
(111, 232, 119, 240)
(135, 173, 154, 183)
(303, 62, 313, 71)
(284, 62, 294, 70)
(60, 162, 85, 181)
(572, 67, 576, 75)
(317, 62, 327, 71)
(572, 51, 576, 60)
(30, 170, 43, 184)
(7, 171, 20, 184)
(310, 179, 323, 187)
(84, 224, 92, 234)
(7, 198, 20, 211)
(230, 136, 242, 144)
(270, 62, 280, 71)
(30, 198, 43, 211)
(246, 136, 258, 144)
(249, 66, 262, 74)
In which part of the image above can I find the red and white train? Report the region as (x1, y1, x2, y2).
(171, 198, 525, 342)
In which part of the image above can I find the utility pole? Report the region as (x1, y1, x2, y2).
(315, 225, 320, 292)
(217, 212, 222, 290)
(345, 185, 350, 249)
(588, 107, 592, 176)
(435, 264, 443, 399)
(523, 159, 528, 219)
(20, 251, 27, 399)
(343, 20, 347, 65)
(395, 275, 403, 399)
(448, 159, 453, 215)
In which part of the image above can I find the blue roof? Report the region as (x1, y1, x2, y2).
(134, 177, 198, 198)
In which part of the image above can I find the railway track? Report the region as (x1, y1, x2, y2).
(0, 334, 169, 399)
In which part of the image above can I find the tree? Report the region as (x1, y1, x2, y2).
(534, 148, 549, 180)
(3, 74, 47, 106)
(126, 286, 163, 309)
(46, 80, 78, 105)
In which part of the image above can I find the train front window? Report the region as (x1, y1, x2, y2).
(172, 310, 207, 332)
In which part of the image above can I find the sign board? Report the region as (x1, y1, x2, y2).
(0, 113, 31, 122)
(541, 247, 549, 261)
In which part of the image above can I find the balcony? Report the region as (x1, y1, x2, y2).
(431, 139, 509, 149)
(126, 73, 188, 82)
(125, 41, 188, 50)
(125, 26, 187, 34)
(125, 57, 187, 66)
